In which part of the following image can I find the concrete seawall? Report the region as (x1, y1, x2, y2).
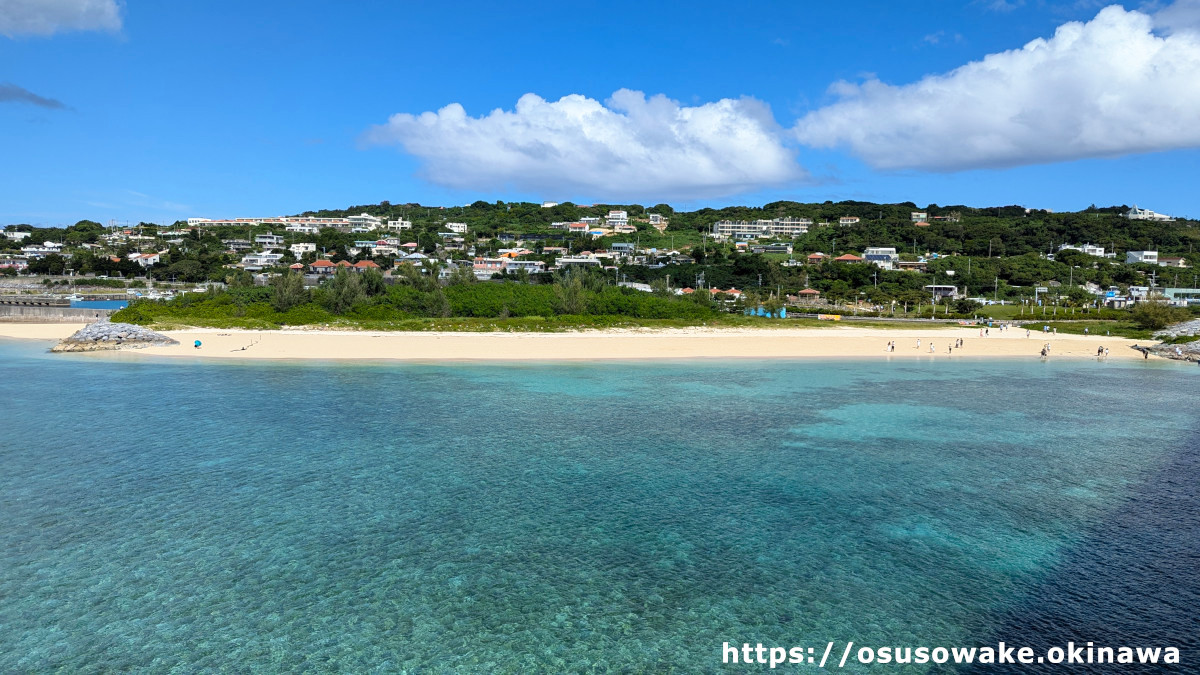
(0, 306, 115, 322)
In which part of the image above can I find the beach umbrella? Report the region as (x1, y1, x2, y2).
(194, 340, 202, 349)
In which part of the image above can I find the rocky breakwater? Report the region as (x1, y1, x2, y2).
(51, 320, 178, 352)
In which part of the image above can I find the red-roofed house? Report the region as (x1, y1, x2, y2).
(807, 252, 828, 263)
(352, 260, 381, 272)
(834, 254, 864, 263)
(309, 259, 336, 275)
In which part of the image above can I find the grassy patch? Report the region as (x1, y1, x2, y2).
(1016, 320, 1153, 340)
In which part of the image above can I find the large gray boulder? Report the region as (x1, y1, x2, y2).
(52, 319, 178, 352)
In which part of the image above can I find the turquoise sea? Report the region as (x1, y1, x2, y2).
(0, 339, 1197, 673)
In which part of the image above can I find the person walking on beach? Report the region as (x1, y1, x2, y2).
(1026, 329, 1030, 338)
(916, 338, 921, 350)
(929, 342, 935, 353)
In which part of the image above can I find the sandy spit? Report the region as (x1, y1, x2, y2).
(0, 322, 1145, 362)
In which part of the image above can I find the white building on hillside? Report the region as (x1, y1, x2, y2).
(606, 211, 629, 228)
(241, 251, 284, 270)
(711, 218, 811, 240)
(864, 247, 899, 270)
(1125, 206, 1175, 222)
(1059, 243, 1110, 258)
(347, 213, 382, 230)
(1126, 250, 1158, 264)
(446, 222, 468, 234)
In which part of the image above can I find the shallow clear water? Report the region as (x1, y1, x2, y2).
(1, 340, 1197, 672)
(69, 300, 128, 309)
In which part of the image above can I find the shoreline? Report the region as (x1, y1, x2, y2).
(0, 322, 1148, 362)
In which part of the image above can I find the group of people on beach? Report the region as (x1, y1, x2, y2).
(884, 337, 969, 354)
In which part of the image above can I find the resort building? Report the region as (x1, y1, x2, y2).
(1125, 206, 1175, 222)
(446, 222, 468, 234)
(290, 243, 316, 257)
(387, 219, 413, 231)
(911, 212, 928, 222)
(347, 213, 382, 230)
(838, 217, 861, 227)
(285, 224, 320, 235)
(1159, 256, 1188, 268)
(255, 234, 285, 248)
(2, 229, 31, 241)
(711, 218, 811, 240)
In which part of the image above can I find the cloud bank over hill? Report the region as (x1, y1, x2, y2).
(363, 89, 804, 201)
(794, 5, 1200, 171)
(0, 0, 122, 38)
(368, 3, 1200, 197)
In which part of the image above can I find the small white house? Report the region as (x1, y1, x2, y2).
(1126, 251, 1158, 265)
(290, 242, 317, 257)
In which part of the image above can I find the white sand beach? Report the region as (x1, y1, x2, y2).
(0, 322, 1146, 361)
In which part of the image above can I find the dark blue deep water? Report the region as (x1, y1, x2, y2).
(0, 340, 1196, 672)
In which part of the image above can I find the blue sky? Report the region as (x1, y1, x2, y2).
(4, 0, 1200, 225)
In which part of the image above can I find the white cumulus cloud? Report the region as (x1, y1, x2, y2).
(363, 89, 803, 200)
(0, 0, 122, 38)
(794, 4, 1200, 171)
